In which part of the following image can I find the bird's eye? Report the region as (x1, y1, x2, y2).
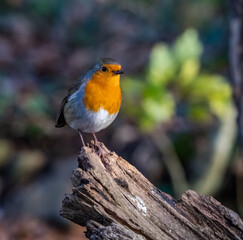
(101, 66, 107, 72)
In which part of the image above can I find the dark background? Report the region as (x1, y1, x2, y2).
(0, 0, 241, 239)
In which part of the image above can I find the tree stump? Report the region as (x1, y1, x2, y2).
(60, 143, 243, 240)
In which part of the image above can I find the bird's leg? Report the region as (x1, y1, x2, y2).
(78, 130, 86, 147)
(92, 133, 99, 145)
(92, 133, 105, 158)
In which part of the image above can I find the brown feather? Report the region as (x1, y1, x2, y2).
(55, 78, 85, 128)
(55, 96, 68, 128)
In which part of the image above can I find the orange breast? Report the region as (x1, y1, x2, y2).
(83, 72, 121, 114)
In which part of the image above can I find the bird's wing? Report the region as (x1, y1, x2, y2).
(55, 76, 86, 128)
(67, 77, 84, 99)
(55, 96, 68, 128)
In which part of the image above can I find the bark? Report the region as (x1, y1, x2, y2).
(60, 143, 243, 240)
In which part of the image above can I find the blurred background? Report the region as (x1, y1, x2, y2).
(0, 0, 242, 239)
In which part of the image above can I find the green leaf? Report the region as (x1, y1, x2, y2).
(179, 59, 200, 86)
(141, 92, 175, 124)
(189, 103, 211, 122)
(173, 29, 202, 64)
(188, 74, 231, 118)
(148, 43, 176, 85)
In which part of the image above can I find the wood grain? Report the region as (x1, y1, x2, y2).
(60, 143, 243, 240)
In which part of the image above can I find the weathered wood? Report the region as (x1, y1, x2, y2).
(86, 221, 146, 240)
(60, 142, 243, 240)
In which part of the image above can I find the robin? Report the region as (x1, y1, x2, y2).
(55, 58, 124, 156)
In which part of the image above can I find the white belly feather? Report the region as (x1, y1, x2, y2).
(63, 83, 119, 133)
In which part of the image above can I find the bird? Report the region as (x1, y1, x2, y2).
(55, 57, 124, 156)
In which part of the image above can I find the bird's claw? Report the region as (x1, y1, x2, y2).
(94, 142, 105, 159)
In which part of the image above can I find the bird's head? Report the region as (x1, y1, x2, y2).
(89, 58, 124, 86)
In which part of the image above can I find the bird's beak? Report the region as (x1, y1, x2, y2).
(114, 70, 124, 75)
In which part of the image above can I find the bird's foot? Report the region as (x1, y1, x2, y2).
(91, 133, 106, 159)
(94, 141, 105, 159)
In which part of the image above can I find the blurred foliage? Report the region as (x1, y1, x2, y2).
(122, 29, 232, 131)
